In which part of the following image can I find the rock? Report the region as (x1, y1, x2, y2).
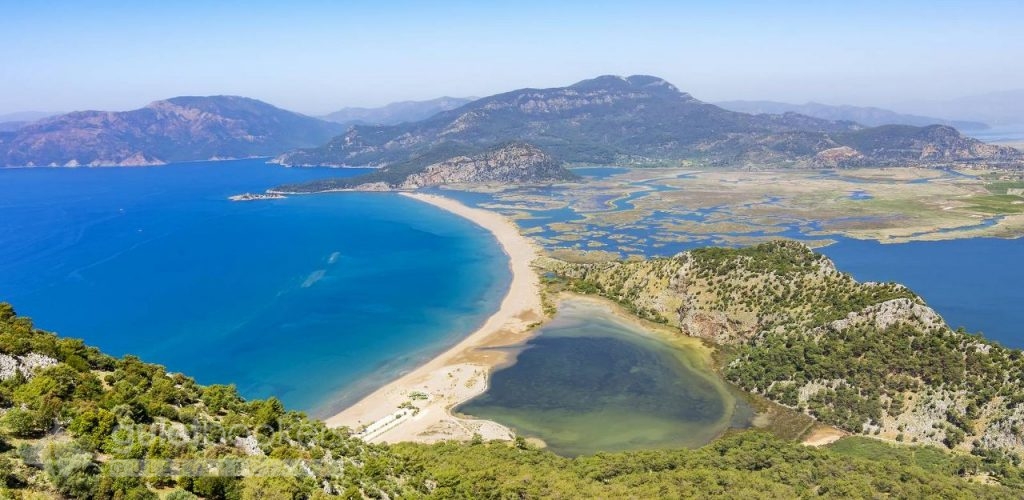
(822, 298, 942, 334)
(0, 352, 59, 380)
(399, 143, 572, 188)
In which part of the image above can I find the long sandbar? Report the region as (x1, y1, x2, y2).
(324, 192, 545, 443)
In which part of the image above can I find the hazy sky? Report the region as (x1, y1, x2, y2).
(1, 0, 1022, 115)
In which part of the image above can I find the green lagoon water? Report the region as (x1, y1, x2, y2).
(458, 300, 748, 456)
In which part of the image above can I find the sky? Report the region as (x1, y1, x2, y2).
(1, 0, 1022, 115)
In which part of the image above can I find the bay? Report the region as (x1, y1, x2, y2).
(0, 159, 510, 416)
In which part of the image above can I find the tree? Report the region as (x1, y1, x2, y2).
(42, 442, 98, 499)
(68, 406, 117, 450)
(202, 384, 241, 414)
(253, 397, 285, 432)
(2, 407, 45, 438)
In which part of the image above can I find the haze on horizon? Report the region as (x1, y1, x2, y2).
(1, 0, 1022, 116)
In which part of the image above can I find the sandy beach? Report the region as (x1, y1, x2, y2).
(324, 192, 546, 444)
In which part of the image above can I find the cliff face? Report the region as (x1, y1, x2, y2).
(0, 96, 344, 167)
(277, 74, 1023, 170)
(544, 241, 1024, 458)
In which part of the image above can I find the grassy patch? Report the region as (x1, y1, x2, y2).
(964, 194, 1024, 214)
(985, 181, 1024, 195)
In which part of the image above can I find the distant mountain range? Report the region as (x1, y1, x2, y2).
(895, 89, 1024, 126)
(2, 77, 1020, 174)
(0, 97, 343, 167)
(321, 96, 476, 127)
(274, 75, 1021, 189)
(715, 100, 988, 131)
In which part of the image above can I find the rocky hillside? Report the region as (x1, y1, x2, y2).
(544, 241, 1024, 460)
(716, 100, 989, 130)
(828, 124, 1018, 166)
(276, 75, 1022, 172)
(274, 142, 576, 193)
(0, 96, 344, 167)
(400, 142, 573, 188)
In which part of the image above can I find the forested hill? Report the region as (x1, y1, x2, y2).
(2, 283, 1024, 496)
(545, 240, 1024, 462)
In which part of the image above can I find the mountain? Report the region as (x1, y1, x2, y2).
(715, 100, 988, 131)
(276, 75, 1021, 175)
(321, 96, 476, 126)
(0, 96, 345, 167)
(275, 142, 576, 192)
(897, 89, 1024, 126)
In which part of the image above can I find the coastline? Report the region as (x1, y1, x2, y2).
(323, 192, 546, 443)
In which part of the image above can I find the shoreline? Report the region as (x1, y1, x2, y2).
(323, 192, 546, 444)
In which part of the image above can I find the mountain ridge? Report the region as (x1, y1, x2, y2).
(0, 96, 344, 167)
(276, 74, 1021, 174)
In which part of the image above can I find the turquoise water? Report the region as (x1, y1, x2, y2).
(0, 159, 510, 416)
(458, 300, 747, 456)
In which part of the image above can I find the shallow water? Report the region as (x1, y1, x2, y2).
(458, 300, 748, 456)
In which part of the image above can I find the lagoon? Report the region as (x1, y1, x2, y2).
(457, 299, 748, 456)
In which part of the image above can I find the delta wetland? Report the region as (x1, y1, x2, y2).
(435, 165, 1024, 255)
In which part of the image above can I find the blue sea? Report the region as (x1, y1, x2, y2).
(0, 159, 510, 416)
(820, 238, 1023, 347)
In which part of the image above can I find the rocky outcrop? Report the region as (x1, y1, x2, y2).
(0, 353, 58, 380)
(818, 297, 944, 336)
(399, 143, 573, 188)
(813, 146, 864, 167)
